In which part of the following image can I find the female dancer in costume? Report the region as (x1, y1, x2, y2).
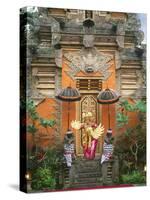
(71, 112, 104, 159)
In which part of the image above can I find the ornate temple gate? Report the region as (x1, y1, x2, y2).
(74, 77, 103, 156)
(62, 49, 117, 157)
(75, 94, 102, 155)
(28, 9, 145, 156)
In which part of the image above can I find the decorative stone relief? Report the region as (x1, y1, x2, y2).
(125, 13, 141, 31)
(55, 49, 62, 68)
(39, 12, 61, 46)
(134, 30, 144, 46)
(125, 13, 144, 45)
(64, 47, 113, 80)
(66, 9, 85, 23)
(83, 35, 95, 47)
(116, 21, 125, 48)
(115, 51, 121, 70)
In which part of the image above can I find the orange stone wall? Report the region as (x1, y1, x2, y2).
(27, 98, 57, 150)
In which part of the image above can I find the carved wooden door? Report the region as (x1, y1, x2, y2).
(76, 94, 102, 156)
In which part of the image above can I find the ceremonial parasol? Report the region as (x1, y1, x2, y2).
(56, 86, 81, 130)
(97, 88, 121, 128)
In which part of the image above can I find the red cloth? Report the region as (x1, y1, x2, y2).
(83, 139, 98, 160)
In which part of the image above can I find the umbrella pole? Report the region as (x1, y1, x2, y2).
(108, 104, 110, 129)
(68, 101, 70, 130)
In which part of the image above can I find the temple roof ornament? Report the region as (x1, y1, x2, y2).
(125, 13, 144, 46)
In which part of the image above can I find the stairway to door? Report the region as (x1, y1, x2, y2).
(63, 157, 115, 189)
(64, 157, 102, 189)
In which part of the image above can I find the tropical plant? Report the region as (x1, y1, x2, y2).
(42, 148, 64, 174)
(116, 99, 146, 128)
(22, 99, 56, 175)
(30, 147, 64, 190)
(121, 170, 146, 184)
(39, 118, 56, 134)
(26, 99, 56, 136)
(31, 167, 56, 190)
(115, 99, 146, 173)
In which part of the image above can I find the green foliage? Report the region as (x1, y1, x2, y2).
(134, 100, 146, 113)
(42, 148, 64, 174)
(31, 167, 56, 190)
(30, 148, 64, 190)
(119, 99, 146, 113)
(26, 99, 56, 134)
(116, 113, 128, 127)
(121, 171, 146, 184)
(26, 99, 39, 121)
(115, 98, 146, 176)
(117, 99, 146, 128)
(124, 128, 132, 137)
(119, 100, 136, 112)
(40, 118, 56, 128)
(27, 124, 37, 134)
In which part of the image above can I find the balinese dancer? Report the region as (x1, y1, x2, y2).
(63, 130, 76, 167)
(71, 112, 104, 160)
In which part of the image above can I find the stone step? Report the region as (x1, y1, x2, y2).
(76, 166, 99, 171)
(75, 163, 99, 167)
(106, 176, 112, 180)
(70, 182, 101, 189)
(76, 166, 100, 170)
(107, 171, 112, 174)
(76, 168, 100, 173)
(75, 160, 99, 164)
(63, 159, 114, 189)
(77, 172, 101, 178)
(75, 177, 99, 183)
(76, 165, 99, 169)
(105, 181, 113, 185)
(75, 160, 100, 165)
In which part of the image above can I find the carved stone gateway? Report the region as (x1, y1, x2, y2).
(64, 47, 113, 80)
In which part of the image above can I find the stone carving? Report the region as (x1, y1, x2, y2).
(125, 13, 141, 31)
(83, 35, 95, 47)
(55, 49, 62, 68)
(64, 47, 113, 80)
(134, 30, 144, 46)
(125, 13, 144, 45)
(66, 9, 85, 22)
(39, 11, 61, 46)
(116, 21, 125, 48)
(115, 51, 121, 70)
